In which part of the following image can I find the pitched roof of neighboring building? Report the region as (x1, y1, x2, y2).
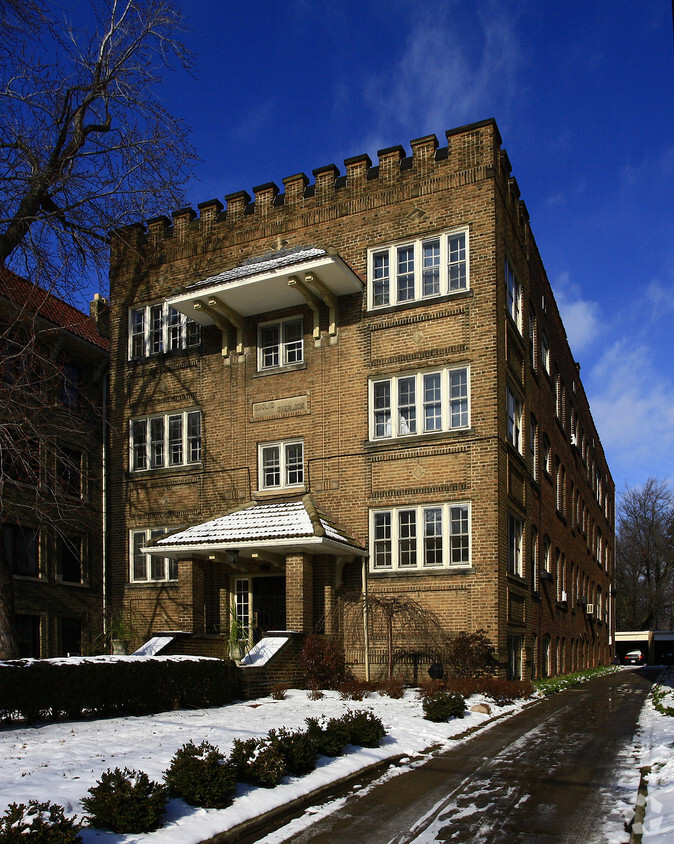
(149, 496, 366, 556)
(0, 266, 109, 352)
(186, 246, 327, 292)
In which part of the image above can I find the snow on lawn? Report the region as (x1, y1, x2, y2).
(638, 667, 674, 842)
(0, 688, 530, 843)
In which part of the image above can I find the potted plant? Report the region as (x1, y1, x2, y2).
(228, 608, 248, 662)
(94, 610, 138, 655)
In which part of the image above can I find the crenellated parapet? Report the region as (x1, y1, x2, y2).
(110, 117, 532, 266)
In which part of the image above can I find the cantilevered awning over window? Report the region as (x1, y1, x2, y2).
(143, 497, 366, 560)
(166, 246, 363, 352)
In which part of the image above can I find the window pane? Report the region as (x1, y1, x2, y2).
(262, 446, 281, 487)
(150, 417, 164, 468)
(449, 505, 469, 564)
(260, 325, 280, 368)
(131, 308, 145, 358)
(422, 239, 440, 296)
(398, 377, 416, 434)
(61, 537, 82, 583)
(185, 317, 201, 348)
(62, 364, 81, 409)
(283, 320, 303, 364)
(132, 532, 147, 581)
(398, 510, 417, 567)
(150, 529, 166, 580)
(423, 507, 443, 565)
(447, 232, 467, 291)
(285, 442, 303, 486)
(449, 368, 468, 428)
(187, 411, 201, 463)
(423, 373, 442, 431)
(396, 246, 415, 301)
(168, 415, 183, 465)
(149, 304, 163, 354)
(167, 307, 181, 350)
(372, 252, 390, 306)
(132, 420, 147, 470)
(373, 512, 392, 568)
(373, 381, 391, 437)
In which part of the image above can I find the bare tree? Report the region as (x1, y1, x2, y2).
(339, 591, 447, 681)
(0, 0, 195, 296)
(616, 478, 674, 630)
(0, 0, 195, 657)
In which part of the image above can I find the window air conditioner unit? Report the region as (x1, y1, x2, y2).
(561, 590, 568, 603)
(570, 433, 578, 447)
(586, 603, 594, 615)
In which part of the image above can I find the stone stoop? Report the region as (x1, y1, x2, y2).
(237, 632, 306, 700)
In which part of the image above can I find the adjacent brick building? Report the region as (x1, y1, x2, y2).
(0, 269, 109, 658)
(107, 118, 615, 679)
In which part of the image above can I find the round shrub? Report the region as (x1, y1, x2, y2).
(81, 768, 167, 833)
(0, 800, 81, 843)
(305, 716, 350, 757)
(230, 738, 286, 788)
(342, 709, 386, 747)
(164, 741, 237, 808)
(422, 690, 466, 722)
(267, 728, 318, 776)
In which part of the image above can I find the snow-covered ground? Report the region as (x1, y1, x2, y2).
(0, 686, 530, 843)
(637, 667, 674, 842)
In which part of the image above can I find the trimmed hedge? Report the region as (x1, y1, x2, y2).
(0, 656, 239, 723)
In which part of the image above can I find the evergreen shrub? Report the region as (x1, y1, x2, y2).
(0, 801, 81, 843)
(81, 768, 167, 833)
(164, 741, 237, 808)
(422, 690, 466, 722)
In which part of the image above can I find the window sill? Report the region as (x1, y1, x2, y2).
(369, 566, 475, 578)
(506, 572, 527, 587)
(12, 573, 46, 582)
(367, 287, 473, 317)
(253, 487, 307, 499)
(365, 427, 475, 450)
(57, 580, 90, 588)
(127, 463, 202, 479)
(128, 581, 179, 588)
(128, 347, 202, 366)
(253, 362, 307, 378)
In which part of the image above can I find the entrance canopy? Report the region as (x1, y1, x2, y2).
(166, 246, 363, 352)
(143, 496, 366, 561)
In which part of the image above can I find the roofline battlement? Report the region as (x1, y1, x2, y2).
(110, 118, 531, 261)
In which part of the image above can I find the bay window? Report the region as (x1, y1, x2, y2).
(130, 410, 201, 471)
(370, 366, 469, 439)
(370, 502, 471, 571)
(368, 228, 469, 309)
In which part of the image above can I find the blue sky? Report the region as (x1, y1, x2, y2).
(105, 1, 674, 492)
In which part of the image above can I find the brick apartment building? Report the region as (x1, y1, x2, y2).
(0, 269, 109, 658)
(107, 118, 614, 680)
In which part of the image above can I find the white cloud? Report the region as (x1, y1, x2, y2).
(359, 4, 521, 150)
(551, 272, 601, 355)
(587, 340, 674, 489)
(645, 279, 674, 317)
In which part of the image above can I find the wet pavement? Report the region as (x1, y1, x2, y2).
(273, 668, 658, 843)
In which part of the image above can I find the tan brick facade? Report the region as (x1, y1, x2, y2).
(108, 119, 614, 679)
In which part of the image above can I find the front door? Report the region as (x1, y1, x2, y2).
(235, 576, 286, 643)
(252, 576, 286, 639)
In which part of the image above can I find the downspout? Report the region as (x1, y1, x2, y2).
(101, 372, 108, 634)
(362, 557, 370, 682)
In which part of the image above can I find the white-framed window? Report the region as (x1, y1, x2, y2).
(505, 258, 521, 331)
(130, 528, 178, 583)
(542, 434, 551, 475)
(368, 228, 469, 309)
(508, 513, 523, 576)
(507, 635, 523, 680)
(130, 409, 201, 471)
(531, 526, 539, 591)
(129, 302, 201, 359)
(530, 415, 538, 480)
(528, 312, 536, 369)
(258, 440, 304, 490)
(370, 366, 469, 440)
(506, 386, 523, 452)
(541, 331, 550, 374)
(257, 317, 304, 370)
(543, 535, 551, 573)
(370, 502, 471, 571)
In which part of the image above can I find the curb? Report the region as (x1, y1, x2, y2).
(627, 765, 650, 843)
(201, 754, 407, 844)
(201, 699, 544, 844)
